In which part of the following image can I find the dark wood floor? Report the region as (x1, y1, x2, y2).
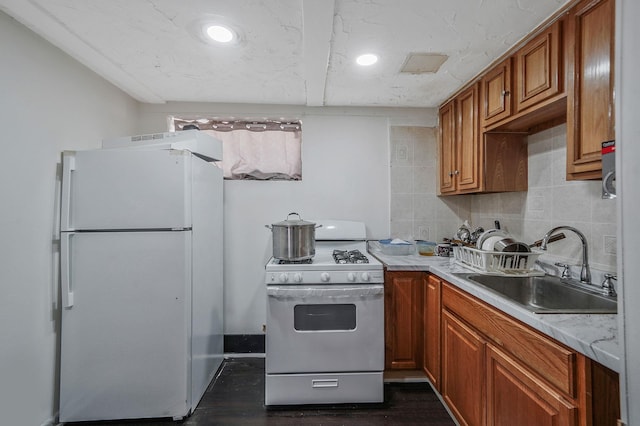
(73, 357, 455, 425)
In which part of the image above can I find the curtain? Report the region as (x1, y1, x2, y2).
(203, 128, 301, 180)
(171, 117, 302, 180)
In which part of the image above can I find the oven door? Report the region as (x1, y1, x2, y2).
(266, 284, 384, 374)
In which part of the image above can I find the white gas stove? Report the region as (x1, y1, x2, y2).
(264, 220, 385, 406)
(264, 240, 384, 285)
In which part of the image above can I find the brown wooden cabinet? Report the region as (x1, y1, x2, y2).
(384, 271, 424, 370)
(438, 85, 481, 194)
(423, 274, 441, 389)
(456, 84, 482, 192)
(566, 0, 615, 180)
(486, 344, 578, 426)
(480, 58, 513, 128)
(438, 99, 457, 194)
(514, 20, 564, 114)
(438, 85, 528, 195)
(442, 309, 486, 426)
(438, 279, 620, 426)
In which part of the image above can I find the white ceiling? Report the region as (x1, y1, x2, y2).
(0, 0, 570, 108)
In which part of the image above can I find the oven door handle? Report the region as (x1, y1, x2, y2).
(312, 378, 339, 388)
(266, 285, 384, 298)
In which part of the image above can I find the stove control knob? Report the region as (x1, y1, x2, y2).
(360, 272, 371, 282)
(293, 273, 303, 283)
(320, 272, 331, 282)
(347, 272, 356, 282)
(278, 273, 289, 283)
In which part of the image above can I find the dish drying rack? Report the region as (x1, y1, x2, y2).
(452, 246, 545, 276)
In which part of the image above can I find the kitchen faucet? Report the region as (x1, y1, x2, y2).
(540, 226, 591, 284)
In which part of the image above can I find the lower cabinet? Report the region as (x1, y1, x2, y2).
(384, 272, 619, 425)
(486, 344, 577, 426)
(423, 274, 442, 389)
(384, 271, 424, 370)
(442, 310, 486, 426)
(438, 279, 619, 426)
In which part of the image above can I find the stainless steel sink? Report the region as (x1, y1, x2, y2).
(455, 273, 617, 314)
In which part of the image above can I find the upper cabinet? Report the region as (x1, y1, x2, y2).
(479, 20, 566, 133)
(439, 85, 483, 195)
(438, 99, 457, 194)
(456, 85, 482, 193)
(514, 20, 564, 113)
(566, 0, 615, 180)
(480, 58, 512, 128)
(439, 0, 615, 191)
(439, 84, 528, 195)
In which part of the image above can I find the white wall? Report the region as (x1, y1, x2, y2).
(0, 12, 139, 426)
(138, 103, 436, 334)
(617, 0, 639, 423)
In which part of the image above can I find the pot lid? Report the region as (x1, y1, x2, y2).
(272, 212, 316, 227)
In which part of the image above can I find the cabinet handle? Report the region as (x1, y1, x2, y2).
(454, 170, 460, 175)
(449, 171, 454, 177)
(501, 90, 510, 97)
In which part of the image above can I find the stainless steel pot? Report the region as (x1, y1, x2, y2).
(493, 237, 531, 253)
(265, 213, 321, 261)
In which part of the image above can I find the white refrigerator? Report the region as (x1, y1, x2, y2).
(58, 131, 223, 422)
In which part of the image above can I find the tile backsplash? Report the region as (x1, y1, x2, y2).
(389, 126, 470, 243)
(389, 124, 617, 273)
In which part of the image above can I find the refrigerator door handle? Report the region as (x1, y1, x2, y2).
(60, 232, 75, 308)
(60, 151, 76, 231)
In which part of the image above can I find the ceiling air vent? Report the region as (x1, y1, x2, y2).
(400, 53, 448, 74)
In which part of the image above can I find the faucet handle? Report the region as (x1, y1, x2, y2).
(554, 262, 570, 278)
(601, 274, 617, 297)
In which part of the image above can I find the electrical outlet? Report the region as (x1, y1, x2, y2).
(418, 226, 430, 240)
(604, 235, 617, 255)
(397, 144, 408, 161)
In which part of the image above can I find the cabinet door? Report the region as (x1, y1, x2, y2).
(481, 58, 512, 127)
(566, 0, 615, 180)
(442, 310, 485, 426)
(486, 344, 577, 426)
(423, 274, 442, 390)
(439, 100, 457, 194)
(515, 20, 563, 113)
(384, 272, 424, 370)
(456, 84, 481, 192)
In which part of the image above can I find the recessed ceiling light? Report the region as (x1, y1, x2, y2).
(356, 54, 378, 66)
(206, 25, 235, 43)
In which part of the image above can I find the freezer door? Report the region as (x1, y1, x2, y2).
(59, 231, 192, 422)
(61, 149, 198, 231)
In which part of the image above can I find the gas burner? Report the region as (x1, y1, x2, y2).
(273, 258, 313, 265)
(332, 249, 369, 264)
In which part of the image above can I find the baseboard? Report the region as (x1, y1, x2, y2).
(41, 414, 57, 426)
(224, 334, 265, 354)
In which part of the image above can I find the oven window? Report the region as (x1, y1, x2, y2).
(294, 304, 356, 331)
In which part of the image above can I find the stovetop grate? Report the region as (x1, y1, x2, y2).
(332, 249, 369, 264)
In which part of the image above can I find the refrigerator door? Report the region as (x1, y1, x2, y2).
(59, 231, 192, 422)
(61, 149, 193, 231)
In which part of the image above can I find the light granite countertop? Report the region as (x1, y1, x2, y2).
(368, 243, 620, 373)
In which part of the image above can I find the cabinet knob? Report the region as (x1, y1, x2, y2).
(501, 90, 510, 97)
(454, 170, 460, 175)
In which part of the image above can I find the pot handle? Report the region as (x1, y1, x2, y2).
(287, 212, 301, 220)
(265, 225, 272, 229)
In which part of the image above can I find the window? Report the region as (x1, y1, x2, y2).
(172, 117, 302, 180)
